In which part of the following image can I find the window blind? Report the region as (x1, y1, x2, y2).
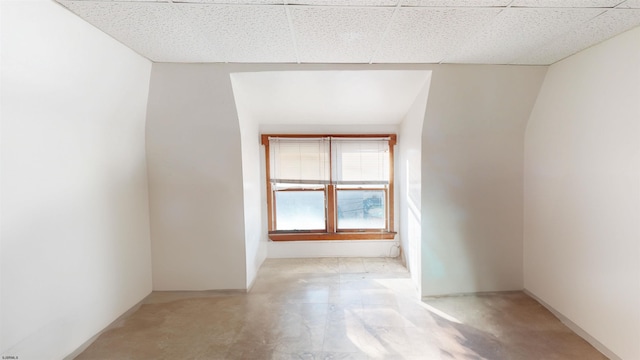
(331, 138, 389, 185)
(269, 137, 330, 184)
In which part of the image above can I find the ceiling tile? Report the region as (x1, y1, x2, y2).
(176, 4, 296, 62)
(56, 0, 640, 64)
(443, 7, 604, 64)
(59, 1, 296, 62)
(174, 0, 283, 4)
(289, 6, 395, 63)
(510, 0, 623, 7)
(374, 7, 501, 63)
(512, 8, 640, 64)
(59, 1, 220, 62)
(287, 0, 399, 5)
(67, 0, 168, 2)
(618, 0, 640, 8)
(402, 0, 511, 7)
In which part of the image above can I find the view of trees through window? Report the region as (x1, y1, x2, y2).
(336, 189, 385, 229)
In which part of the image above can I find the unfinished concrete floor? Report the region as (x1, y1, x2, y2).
(75, 258, 606, 359)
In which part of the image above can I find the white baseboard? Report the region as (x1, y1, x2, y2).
(523, 289, 620, 360)
(267, 240, 400, 258)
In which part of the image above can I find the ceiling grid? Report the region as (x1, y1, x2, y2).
(367, 2, 402, 64)
(284, 5, 302, 64)
(57, 0, 640, 64)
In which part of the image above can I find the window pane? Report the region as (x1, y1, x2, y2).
(337, 190, 385, 229)
(275, 191, 325, 231)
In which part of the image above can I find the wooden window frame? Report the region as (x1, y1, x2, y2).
(262, 134, 397, 241)
(273, 188, 326, 232)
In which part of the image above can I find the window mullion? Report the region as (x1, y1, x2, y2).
(327, 184, 336, 233)
(388, 141, 395, 232)
(263, 137, 275, 232)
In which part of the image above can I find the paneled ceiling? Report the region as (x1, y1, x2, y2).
(56, 0, 640, 65)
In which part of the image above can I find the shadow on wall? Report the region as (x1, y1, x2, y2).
(419, 66, 544, 297)
(421, 132, 524, 296)
(421, 166, 475, 296)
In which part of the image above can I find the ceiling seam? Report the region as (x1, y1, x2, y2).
(615, 0, 629, 8)
(284, 5, 301, 64)
(368, 1, 402, 64)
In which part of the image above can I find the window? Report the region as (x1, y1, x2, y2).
(261, 134, 396, 241)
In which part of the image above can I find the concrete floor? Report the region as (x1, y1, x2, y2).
(75, 258, 607, 359)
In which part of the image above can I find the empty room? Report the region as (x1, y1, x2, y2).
(2, 0, 640, 359)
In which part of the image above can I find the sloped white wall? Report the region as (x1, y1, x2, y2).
(1, 1, 152, 358)
(146, 64, 248, 290)
(230, 73, 268, 289)
(524, 27, 640, 360)
(421, 65, 547, 297)
(398, 74, 431, 295)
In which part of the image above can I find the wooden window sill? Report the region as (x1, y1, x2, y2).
(269, 231, 397, 241)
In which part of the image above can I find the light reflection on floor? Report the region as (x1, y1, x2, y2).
(75, 257, 607, 360)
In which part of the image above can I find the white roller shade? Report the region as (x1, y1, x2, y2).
(331, 138, 390, 185)
(269, 137, 330, 184)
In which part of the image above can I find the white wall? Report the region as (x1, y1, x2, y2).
(145, 64, 546, 298)
(398, 74, 431, 296)
(268, 240, 399, 259)
(146, 64, 247, 290)
(1, 1, 152, 358)
(524, 27, 640, 360)
(421, 65, 547, 297)
(230, 73, 268, 289)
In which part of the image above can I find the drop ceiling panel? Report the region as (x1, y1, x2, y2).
(68, 0, 167, 2)
(512, 8, 640, 63)
(443, 7, 605, 64)
(510, 0, 624, 7)
(290, 6, 395, 63)
(374, 7, 501, 63)
(288, 0, 399, 6)
(59, 1, 220, 62)
(402, 0, 511, 6)
(174, 0, 284, 4)
(56, 0, 640, 64)
(177, 4, 295, 62)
